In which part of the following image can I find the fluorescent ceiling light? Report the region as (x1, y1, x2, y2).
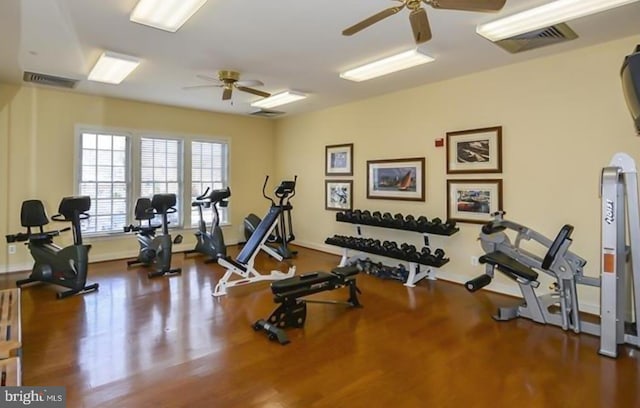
(251, 91, 307, 109)
(130, 0, 208, 32)
(88, 51, 140, 84)
(477, 0, 640, 42)
(340, 49, 435, 82)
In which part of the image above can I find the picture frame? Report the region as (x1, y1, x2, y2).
(446, 126, 502, 174)
(447, 179, 503, 224)
(325, 143, 354, 176)
(325, 180, 353, 211)
(366, 157, 425, 201)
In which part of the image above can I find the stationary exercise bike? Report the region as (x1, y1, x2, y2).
(184, 186, 230, 263)
(244, 176, 297, 259)
(6, 196, 99, 299)
(124, 193, 182, 278)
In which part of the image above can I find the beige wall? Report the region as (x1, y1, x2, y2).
(274, 35, 640, 311)
(0, 85, 275, 271)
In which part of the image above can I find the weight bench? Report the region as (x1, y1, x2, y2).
(0, 288, 22, 387)
(253, 266, 362, 345)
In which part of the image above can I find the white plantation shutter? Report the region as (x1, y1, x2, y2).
(191, 141, 229, 226)
(78, 132, 129, 234)
(140, 137, 182, 226)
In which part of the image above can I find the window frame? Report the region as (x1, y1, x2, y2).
(75, 125, 231, 237)
(190, 138, 230, 228)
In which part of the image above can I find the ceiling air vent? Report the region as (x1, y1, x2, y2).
(494, 23, 578, 54)
(249, 109, 285, 118)
(23, 71, 78, 89)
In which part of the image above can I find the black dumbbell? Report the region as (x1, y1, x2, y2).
(371, 211, 383, 226)
(404, 215, 418, 231)
(381, 212, 394, 227)
(351, 209, 362, 223)
(393, 213, 405, 228)
(416, 216, 430, 233)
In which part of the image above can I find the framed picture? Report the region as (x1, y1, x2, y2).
(447, 179, 503, 224)
(325, 180, 353, 211)
(446, 126, 502, 174)
(325, 143, 353, 176)
(367, 157, 425, 201)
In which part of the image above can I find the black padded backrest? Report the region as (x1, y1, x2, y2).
(134, 198, 154, 220)
(21, 200, 49, 227)
(151, 193, 177, 214)
(542, 225, 574, 270)
(58, 196, 91, 221)
(209, 187, 231, 203)
(237, 206, 281, 264)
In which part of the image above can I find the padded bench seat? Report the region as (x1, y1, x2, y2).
(271, 272, 333, 294)
(0, 357, 21, 386)
(0, 289, 21, 359)
(479, 251, 538, 282)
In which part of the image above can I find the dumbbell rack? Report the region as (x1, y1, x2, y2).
(328, 215, 458, 287)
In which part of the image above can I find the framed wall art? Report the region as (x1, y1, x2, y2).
(325, 143, 353, 176)
(366, 157, 425, 201)
(447, 179, 503, 224)
(325, 180, 353, 211)
(446, 126, 502, 174)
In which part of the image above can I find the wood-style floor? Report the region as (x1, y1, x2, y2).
(1, 245, 639, 407)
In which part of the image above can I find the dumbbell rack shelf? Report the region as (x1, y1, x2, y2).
(327, 229, 456, 289)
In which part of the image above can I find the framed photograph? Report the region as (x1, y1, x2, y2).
(325, 143, 353, 176)
(367, 157, 425, 201)
(325, 180, 353, 211)
(447, 179, 503, 224)
(446, 126, 502, 174)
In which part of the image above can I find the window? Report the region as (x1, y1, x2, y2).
(77, 132, 129, 234)
(191, 141, 229, 226)
(140, 137, 182, 226)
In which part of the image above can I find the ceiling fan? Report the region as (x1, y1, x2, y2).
(184, 70, 270, 101)
(343, 0, 507, 44)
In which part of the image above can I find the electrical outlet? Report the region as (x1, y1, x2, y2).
(8, 244, 16, 255)
(471, 256, 479, 266)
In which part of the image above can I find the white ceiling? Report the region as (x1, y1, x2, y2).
(1, 0, 640, 117)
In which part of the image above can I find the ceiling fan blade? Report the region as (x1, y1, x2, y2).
(182, 84, 217, 90)
(236, 79, 264, 87)
(236, 86, 271, 98)
(222, 87, 233, 100)
(429, 0, 506, 12)
(342, 5, 405, 36)
(196, 74, 222, 84)
(410, 8, 432, 44)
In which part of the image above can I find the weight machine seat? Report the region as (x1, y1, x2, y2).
(151, 193, 177, 214)
(58, 196, 91, 221)
(270, 266, 360, 296)
(20, 200, 49, 227)
(480, 251, 539, 282)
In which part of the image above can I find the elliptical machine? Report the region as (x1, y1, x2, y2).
(124, 193, 182, 278)
(243, 176, 297, 259)
(184, 186, 230, 263)
(6, 196, 99, 299)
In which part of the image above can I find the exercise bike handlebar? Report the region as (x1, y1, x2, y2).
(51, 212, 90, 222)
(196, 187, 211, 201)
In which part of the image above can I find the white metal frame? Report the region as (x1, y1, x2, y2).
(599, 153, 640, 357)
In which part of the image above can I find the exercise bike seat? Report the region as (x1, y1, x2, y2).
(20, 200, 49, 228)
(480, 251, 538, 282)
(56, 196, 90, 221)
(151, 194, 177, 214)
(134, 198, 155, 221)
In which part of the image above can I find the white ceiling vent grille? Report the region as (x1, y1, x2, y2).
(494, 23, 578, 53)
(249, 109, 285, 118)
(23, 71, 78, 88)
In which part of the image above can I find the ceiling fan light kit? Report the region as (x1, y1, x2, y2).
(477, 0, 640, 42)
(88, 51, 140, 84)
(130, 0, 208, 32)
(250, 91, 307, 109)
(340, 49, 435, 82)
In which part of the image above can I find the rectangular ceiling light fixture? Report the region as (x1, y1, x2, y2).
(340, 49, 435, 82)
(130, 0, 208, 32)
(251, 91, 307, 109)
(477, 0, 640, 42)
(88, 51, 140, 84)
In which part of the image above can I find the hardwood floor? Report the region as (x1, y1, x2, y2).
(1, 245, 639, 407)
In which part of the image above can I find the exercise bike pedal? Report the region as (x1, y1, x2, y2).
(173, 235, 183, 245)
